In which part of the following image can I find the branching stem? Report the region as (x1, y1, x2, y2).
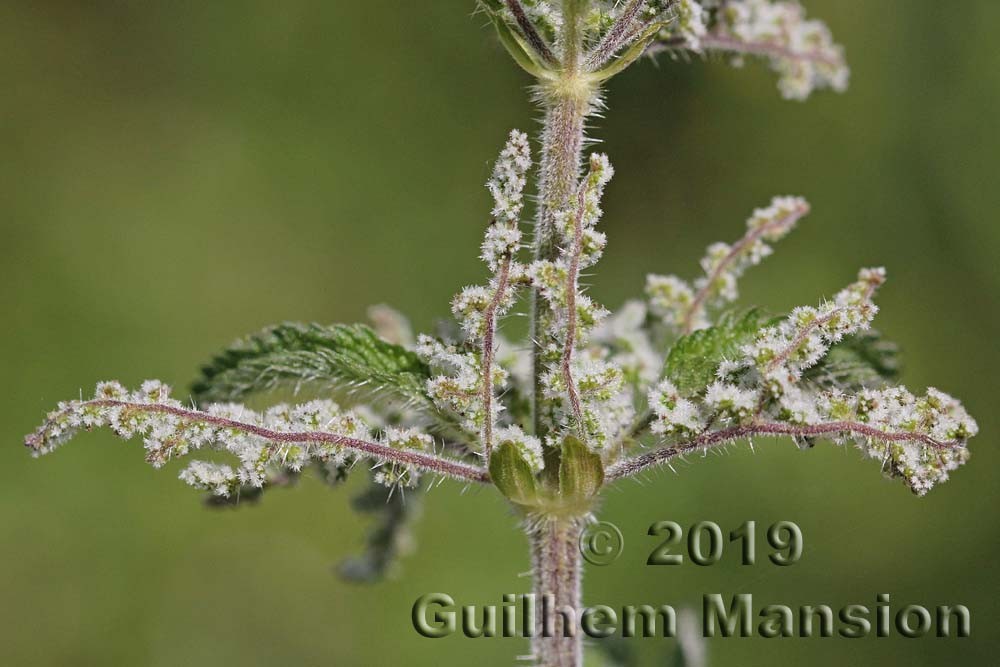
(530, 4, 594, 437)
(764, 278, 879, 375)
(26, 400, 490, 484)
(561, 187, 589, 430)
(605, 420, 965, 481)
(649, 34, 843, 69)
(681, 201, 810, 334)
(481, 255, 513, 459)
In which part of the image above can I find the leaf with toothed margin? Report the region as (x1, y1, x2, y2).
(191, 322, 433, 409)
(190, 324, 443, 582)
(662, 310, 776, 395)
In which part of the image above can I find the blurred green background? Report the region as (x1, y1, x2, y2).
(2, 2, 998, 665)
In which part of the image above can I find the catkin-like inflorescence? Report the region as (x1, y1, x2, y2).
(24, 381, 475, 497)
(431, 131, 534, 453)
(419, 335, 507, 435)
(740, 266, 885, 381)
(647, 196, 809, 334)
(641, 268, 977, 495)
(529, 153, 639, 451)
(665, 0, 709, 51)
(711, 0, 849, 100)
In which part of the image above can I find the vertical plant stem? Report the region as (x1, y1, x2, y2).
(526, 10, 594, 662)
(529, 515, 585, 667)
(529, 0, 595, 437)
(530, 97, 587, 436)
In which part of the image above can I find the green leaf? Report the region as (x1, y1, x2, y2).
(490, 441, 540, 507)
(802, 329, 901, 391)
(481, 2, 549, 78)
(662, 310, 773, 395)
(191, 322, 432, 408)
(337, 478, 424, 584)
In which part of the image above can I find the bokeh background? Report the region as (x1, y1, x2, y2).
(2, 2, 998, 665)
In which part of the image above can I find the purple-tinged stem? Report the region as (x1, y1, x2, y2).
(649, 34, 843, 70)
(504, 0, 558, 65)
(529, 515, 584, 667)
(681, 200, 810, 334)
(481, 256, 513, 459)
(26, 399, 490, 484)
(561, 186, 589, 430)
(605, 420, 965, 482)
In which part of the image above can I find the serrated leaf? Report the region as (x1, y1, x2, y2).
(662, 310, 773, 395)
(337, 478, 423, 584)
(802, 329, 901, 391)
(191, 322, 432, 408)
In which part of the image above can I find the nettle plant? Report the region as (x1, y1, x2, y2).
(27, 1, 978, 666)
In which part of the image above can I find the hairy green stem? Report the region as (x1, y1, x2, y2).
(529, 515, 585, 667)
(529, 0, 596, 438)
(526, 9, 595, 666)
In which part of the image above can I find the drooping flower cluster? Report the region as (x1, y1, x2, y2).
(737, 267, 885, 382)
(24, 380, 470, 495)
(710, 0, 850, 100)
(660, 0, 708, 51)
(647, 195, 809, 334)
(821, 387, 974, 495)
(643, 268, 977, 495)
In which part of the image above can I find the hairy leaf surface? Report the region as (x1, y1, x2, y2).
(192, 322, 431, 407)
(662, 310, 773, 395)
